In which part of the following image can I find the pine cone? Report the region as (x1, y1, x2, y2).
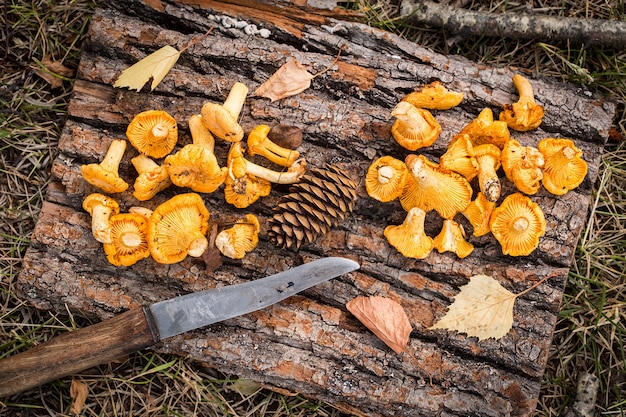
(267, 164, 358, 249)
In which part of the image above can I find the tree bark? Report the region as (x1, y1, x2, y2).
(14, 1, 616, 416)
(400, 0, 626, 49)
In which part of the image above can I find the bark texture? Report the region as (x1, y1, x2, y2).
(400, 0, 626, 49)
(16, 1, 616, 416)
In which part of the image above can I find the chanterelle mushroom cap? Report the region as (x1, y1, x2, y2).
(224, 172, 272, 208)
(461, 192, 496, 237)
(402, 81, 464, 110)
(439, 134, 478, 180)
(103, 212, 150, 266)
(148, 193, 210, 264)
(131, 154, 172, 201)
(474, 143, 502, 203)
(538, 138, 588, 196)
(489, 192, 546, 256)
(365, 156, 409, 202)
(201, 82, 248, 142)
(384, 207, 434, 259)
(247, 124, 300, 167)
(126, 110, 178, 159)
(433, 219, 474, 259)
(81, 139, 129, 194)
(453, 108, 510, 149)
(82, 193, 120, 244)
(400, 154, 472, 219)
(391, 101, 442, 151)
(215, 214, 260, 259)
(164, 144, 228, 193)
(501, 139, 544, 195)
(499, 74, 545, 132)
(227, 141, 306, 185)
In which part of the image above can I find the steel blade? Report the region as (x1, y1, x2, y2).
(148, 257, 359, 339)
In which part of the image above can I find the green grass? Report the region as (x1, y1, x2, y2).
(1, 0, 625, 416)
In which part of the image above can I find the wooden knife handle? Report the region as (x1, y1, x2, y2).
(0, 307, 159, 397)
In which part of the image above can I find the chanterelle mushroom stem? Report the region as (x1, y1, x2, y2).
(229, 142, 306, 184)
(474, 144, 502, 202)
(223, 82, 248, 120)
(99, 139, 126, 174)
(188, 114, 215, 152)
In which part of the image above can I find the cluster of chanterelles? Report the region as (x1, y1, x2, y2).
(366, 75, 588, 259)
(80, 82, 305, 266)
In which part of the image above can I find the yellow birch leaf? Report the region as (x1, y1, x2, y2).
(113, 45, 180, 91)
(429, 274, 516, 341)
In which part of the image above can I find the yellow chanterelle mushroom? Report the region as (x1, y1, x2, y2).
(81, 139, 129, 194)
(82, 193, 120, 244)
(489, 193, 546, 256)
(384, 207, 434, 259)
(499, 74, 545, 132)
(538, 138, 588, 196)
(215, 214, 260, 259)
(365, 155, 408, 203)
(126, 110, 178, 159)
(201, 82, 248, 142)
(391, 101, 442, 151)
(103, 212, 150, 266)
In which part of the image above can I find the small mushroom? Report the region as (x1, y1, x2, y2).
(473, 143, 502, 203)
(148, 193, 210, 264)
(433, 219, 474, 259)
(224, 171, 272, 208)
(81, 139, 129, 194)
(126, 110, 178, 158)
(103, 212, 150, 266)
(400, 154, 472, 219)
(227, 142, 306, 185)
(247, 124, 300, 167)
(454, 108, 510, 149)
(489, 192, 546, 256)
(131, 154, 172, 201)
(215, 214, 260, 259)
(384, 207, 434, 259)
(201, 82, 248, 142)
(365, 156, 409, 202)
(439, 134, 478, 180)
(538, 138, 588, 195)
(461, 192, 496, 237)
(164, 143, 228, 194)
(188, 113, 215, 152)
(501, 139, 544, 195)
(499, 74, 545, 132)
(391, 101, 442, 151)
(402, 81, 464, 110)
(82, 193, 120, 244)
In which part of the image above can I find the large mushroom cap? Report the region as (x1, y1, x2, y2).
(164, 144, 228, 193)
(489, 192, 546, 256)
(103, 212, 150, 266)
(148, 193, 210, 264)
(126, 110, 178, 159)
(538, 138, 588, 195)
(401, 154, 472, 219)
(365, 156, 408, 202)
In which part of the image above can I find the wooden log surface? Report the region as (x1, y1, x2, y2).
(16, 1, 616, 416)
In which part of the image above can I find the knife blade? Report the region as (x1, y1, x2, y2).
(0, 257, 359, 397)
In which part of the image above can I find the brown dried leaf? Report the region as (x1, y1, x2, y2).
(254, 58, 315, 102)
(34, 56, 75, 88)
(202, 223, 222, 276)
(346, 295, 412, 354)
(69, 379, 89, 415)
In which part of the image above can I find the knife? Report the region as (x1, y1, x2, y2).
(0, 257, 359, 397)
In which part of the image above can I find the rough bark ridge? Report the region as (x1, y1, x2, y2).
(16, 1, 615, 416)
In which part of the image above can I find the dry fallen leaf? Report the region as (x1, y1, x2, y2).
(114, 28, 212, 92)
(34, 56, 75, 88)
(429, 274, 516, 341)
(254, 50, 341, 102)
(113, 45, 181, 92)
(346, 295, 412, 354)
(69, 379, 89, 415)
